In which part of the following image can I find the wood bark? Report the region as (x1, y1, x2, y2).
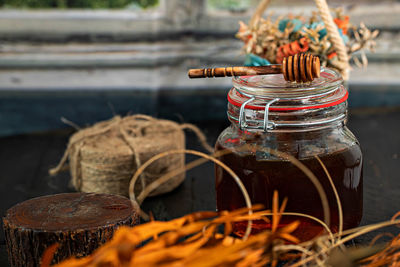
(2, 192, 139, 267)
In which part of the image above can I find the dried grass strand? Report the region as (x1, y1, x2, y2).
(180, 123, 214, 153)
(261, 211, 334, 242)
(290, 219, 400, 267)
(265, 148, 331, 229)
(129, 144, 331, 239)
(128, 149, 254, 240)
(136, 148, 233, 205)
(315, 155, 343, 242)
(369, 233, 395, 247)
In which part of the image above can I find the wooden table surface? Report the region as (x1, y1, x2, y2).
(0, 107, 399, 266)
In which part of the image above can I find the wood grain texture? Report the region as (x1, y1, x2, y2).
(188, 53, 320, 82)
(188, 65, 282, 78)
(2, 193, 139, 267)
(0, 108, 400, 266)
(282, 53, 320, 82)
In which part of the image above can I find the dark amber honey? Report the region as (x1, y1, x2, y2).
(215, 142, 363, 241)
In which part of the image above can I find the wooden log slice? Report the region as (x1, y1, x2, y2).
(2, 192, 139, 267)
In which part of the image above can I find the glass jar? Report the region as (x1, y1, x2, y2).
(215, 68, 363, 241)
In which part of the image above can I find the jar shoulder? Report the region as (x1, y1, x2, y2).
(216, 125, 361, 160)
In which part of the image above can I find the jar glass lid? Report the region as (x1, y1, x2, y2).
(232, 68, 343, 99)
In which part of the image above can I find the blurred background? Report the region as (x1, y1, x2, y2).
(0, 0, 399, 135)
(0, 2, 399, 265)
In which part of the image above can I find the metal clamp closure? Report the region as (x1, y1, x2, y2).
(239, 98, 280, 132)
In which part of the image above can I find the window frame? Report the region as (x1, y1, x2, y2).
(0, 1, 398, 42)
(0, 0, 205, 42)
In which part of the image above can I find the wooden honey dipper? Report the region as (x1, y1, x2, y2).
(188, 53, 320, 83)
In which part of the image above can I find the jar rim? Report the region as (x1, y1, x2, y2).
(228, 90, 348, 111)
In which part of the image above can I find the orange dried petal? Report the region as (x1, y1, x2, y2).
(279, 220, 300, 234)
(40, 243, 59, 267)
(271, 191, 279, 232)
(278, 233, 300, 244)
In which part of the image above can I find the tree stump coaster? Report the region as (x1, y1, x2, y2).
(2, 192, 139, 267)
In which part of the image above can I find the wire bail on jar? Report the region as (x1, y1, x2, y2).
(232, 88, 348, 132)
(239, 98, 280, 132)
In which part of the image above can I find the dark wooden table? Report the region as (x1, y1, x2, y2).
(1, 107, 399, 266)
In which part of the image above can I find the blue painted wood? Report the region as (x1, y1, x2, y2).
(0, 84, 399, 136)
(349, 84, 400, 107)
(0, 90, 158, 136)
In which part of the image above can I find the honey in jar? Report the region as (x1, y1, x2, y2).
(215, 69, 363, 241)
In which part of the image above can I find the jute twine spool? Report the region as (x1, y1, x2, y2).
(49, 115, 213, 197)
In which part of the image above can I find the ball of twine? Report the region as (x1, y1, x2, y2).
(49, 114, 213, 197)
